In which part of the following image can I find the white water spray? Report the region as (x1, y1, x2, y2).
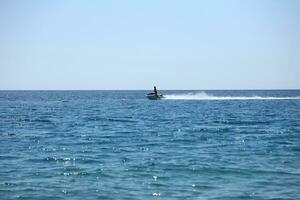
(164, 92, 300, 100)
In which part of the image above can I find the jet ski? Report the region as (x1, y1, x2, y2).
(146, 92, 164, 100)
(146, 86, 164, 100)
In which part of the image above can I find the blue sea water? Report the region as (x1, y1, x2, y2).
(0, 90, 300, 200)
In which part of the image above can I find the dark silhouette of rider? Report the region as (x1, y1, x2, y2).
(154, 86, 158, 96)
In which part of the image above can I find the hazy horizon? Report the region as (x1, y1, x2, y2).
(1, 88, 300, 91)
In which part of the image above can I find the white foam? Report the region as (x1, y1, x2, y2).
(164, 92, 300, 100)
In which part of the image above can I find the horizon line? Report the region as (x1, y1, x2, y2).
(1, 89, 300, 91)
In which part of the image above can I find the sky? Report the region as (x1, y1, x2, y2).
(0, 0, 299, 90)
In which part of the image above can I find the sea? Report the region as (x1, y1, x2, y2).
(0, 90, 300, 200)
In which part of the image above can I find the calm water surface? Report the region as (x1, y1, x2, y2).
(0, 90, 300, 200)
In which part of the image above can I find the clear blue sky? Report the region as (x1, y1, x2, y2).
(0, 0, 299, 90)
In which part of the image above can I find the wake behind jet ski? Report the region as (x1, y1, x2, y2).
(146, 86, 164, 100)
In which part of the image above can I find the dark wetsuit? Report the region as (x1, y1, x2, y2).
(154, 86, 158, 96)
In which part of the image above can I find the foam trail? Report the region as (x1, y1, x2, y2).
(164, 92, 300, 100)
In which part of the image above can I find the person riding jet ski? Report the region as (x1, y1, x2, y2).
(146, 86, 164, 100)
